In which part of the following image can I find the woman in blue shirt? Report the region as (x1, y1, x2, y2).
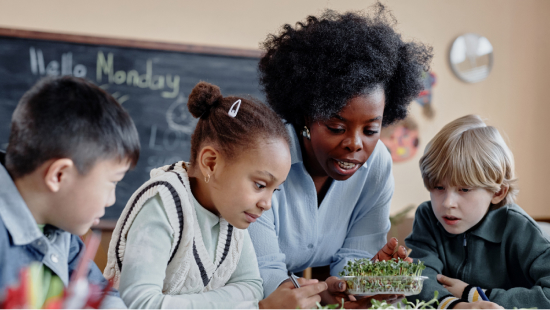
(248, 5, 433, 308)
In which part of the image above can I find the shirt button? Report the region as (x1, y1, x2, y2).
(308, 244, 314, 249)
(51, 254, 59, 263)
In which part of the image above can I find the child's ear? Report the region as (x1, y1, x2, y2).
(44, 158, 75, 193)
(197, 146, 220, 180)
(491, 184, 509, 204)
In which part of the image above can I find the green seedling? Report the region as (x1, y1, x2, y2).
(340, 258, 426, 295)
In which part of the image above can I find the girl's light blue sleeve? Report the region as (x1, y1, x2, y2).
(119, 194, 263, 309)
(330, 147, 393, 276)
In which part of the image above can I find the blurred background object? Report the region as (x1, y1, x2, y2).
(450, 33, 493, 83)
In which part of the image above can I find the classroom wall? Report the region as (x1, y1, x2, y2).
(1, 0, 549, 218)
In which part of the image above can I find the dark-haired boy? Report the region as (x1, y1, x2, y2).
(0, 76, 140, 308)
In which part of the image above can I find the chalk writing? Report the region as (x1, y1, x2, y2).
(29, 47, 87, 77)
(96, 51, 180, 98)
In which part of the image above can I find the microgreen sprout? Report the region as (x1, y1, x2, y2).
(339, 258, 427, 295)
(316, 292, 439, 309)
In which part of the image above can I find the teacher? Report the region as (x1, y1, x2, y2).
(249, 4, 433, 308)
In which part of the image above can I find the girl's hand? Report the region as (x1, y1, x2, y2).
(321, 277, 402, 309)
(437, 274, 468, 298)
(259, 278, 327, 309)
(453, 301, 503, 309)
(371, 237, 412, 263)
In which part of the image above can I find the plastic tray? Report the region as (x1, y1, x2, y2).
(341, 275, 429, 296)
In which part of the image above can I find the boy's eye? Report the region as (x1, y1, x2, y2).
(274, 188, 281, 192)
(434, 186, 444, 191)
(326, 125, 345, 134)
(460, 188, 471, 193)
(255, 182, 266, 189)
(364, 129, 379, 136)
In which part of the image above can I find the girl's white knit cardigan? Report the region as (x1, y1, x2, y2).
(104, 161, 244, 294)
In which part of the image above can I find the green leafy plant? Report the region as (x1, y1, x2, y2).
(369, 291, 439, 309)
(339, 258, 427, 295)
(316, 292, 439, 309)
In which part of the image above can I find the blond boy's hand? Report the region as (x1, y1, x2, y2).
(259, 278, 327, 309)
(453, 301, 504, 309)
(437, 274, 468, 298)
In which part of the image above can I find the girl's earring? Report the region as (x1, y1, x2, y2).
(204, 173, 210, 184)
(302, 126, 311, 140)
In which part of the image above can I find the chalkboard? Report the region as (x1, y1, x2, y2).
(0, 28, 264, 222)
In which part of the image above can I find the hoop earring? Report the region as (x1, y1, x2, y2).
(204, 173, 210, 184)
(302, 126, 311, 140)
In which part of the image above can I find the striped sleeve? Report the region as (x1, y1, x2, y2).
(438, 294, 464, 309)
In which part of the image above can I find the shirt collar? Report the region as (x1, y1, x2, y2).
(468, 205, 508, 243)
(287, 124, 303, 165)
(192, 193, 220, 230)
(0, 151, 44, 245)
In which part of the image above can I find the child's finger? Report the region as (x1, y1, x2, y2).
(296, 277, 319, 287)
(295, 282, 328, 299)
(437, 274, 451, 285)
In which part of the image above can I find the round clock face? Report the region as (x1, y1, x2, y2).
(450, 33, 494, 83)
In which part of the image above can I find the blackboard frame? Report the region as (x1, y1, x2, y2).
(0, 27, 263, 230)
(0, 27, 262, 58)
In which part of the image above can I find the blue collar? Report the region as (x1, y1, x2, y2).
(0, 154, 44, 246)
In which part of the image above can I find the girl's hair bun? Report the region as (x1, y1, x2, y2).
(187, 81, 223, 118)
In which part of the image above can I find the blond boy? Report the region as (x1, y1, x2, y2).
(406, 115, 550, 309)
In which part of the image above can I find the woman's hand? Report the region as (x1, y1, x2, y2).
(320, 276, 402, 309)
(453, 301, 503, 309)
(371, 237, 412, 262)
(259, 278, 327, 309)
(437, 274, 468, 298)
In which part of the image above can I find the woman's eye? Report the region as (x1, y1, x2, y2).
(255, 182, 266, 189)
(326, 126, 344, 134)
(364, 129, 379, 136)
(274, 188, 281, 192)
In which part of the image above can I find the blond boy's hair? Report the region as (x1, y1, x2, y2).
(419, 115, 517, 208)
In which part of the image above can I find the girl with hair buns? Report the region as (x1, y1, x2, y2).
(248, 3, 433, 308)
(104, 82, 326, 309)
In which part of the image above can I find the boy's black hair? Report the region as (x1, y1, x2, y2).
(259, 3, 433, 128)
(6, 76, 140, 178)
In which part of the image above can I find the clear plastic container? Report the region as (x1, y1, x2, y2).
(341, 275, 429, 296)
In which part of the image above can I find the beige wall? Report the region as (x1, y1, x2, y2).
(1, 0, 549, 218)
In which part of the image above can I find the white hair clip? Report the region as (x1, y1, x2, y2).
(228, 99, 241, 118)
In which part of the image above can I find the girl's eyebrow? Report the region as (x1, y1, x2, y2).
(255, 170, 276, 182)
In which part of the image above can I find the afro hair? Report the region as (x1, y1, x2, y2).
(258, 3, 433, 128)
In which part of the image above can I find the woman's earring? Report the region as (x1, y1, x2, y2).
(204, 173, 210, 184)
(302, 126, 311, 140)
